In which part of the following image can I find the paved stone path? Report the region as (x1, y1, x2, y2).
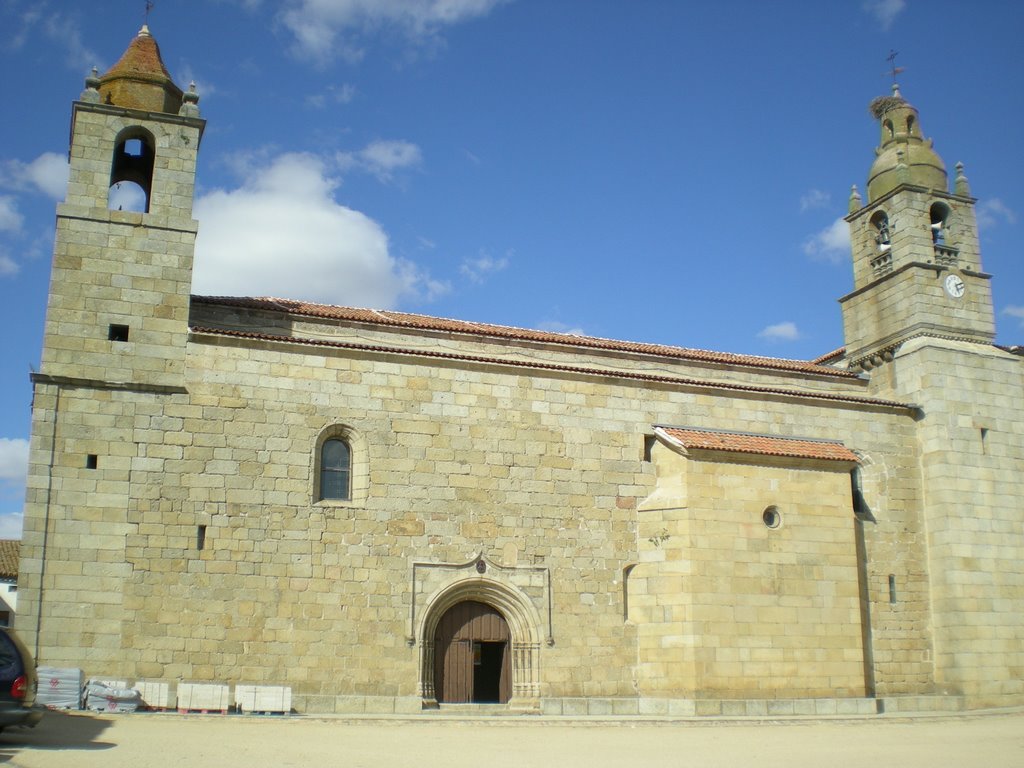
(1, 710, 1022, 767)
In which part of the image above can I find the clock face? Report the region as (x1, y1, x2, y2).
(944, 274, 966, 298)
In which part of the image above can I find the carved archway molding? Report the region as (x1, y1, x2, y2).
(413, 554, 545, 709)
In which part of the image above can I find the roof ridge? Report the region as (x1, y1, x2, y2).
(655, 425, 848, 445)
(191, 295, 858, 379)
(189, 325, 915, 411)
(812, 346, 846, 365)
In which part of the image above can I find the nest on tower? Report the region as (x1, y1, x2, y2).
(869, 94, 906, 119)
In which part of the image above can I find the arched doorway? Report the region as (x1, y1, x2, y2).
(417, 573, 543, 709)
(434, 601, 511, 704)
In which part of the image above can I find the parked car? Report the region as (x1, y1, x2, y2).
(0, 628, 42, 732)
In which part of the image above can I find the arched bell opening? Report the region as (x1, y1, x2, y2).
(109, 127, 155, 212)
(930, 201, 951, 244)
(870, 210, 891, 251)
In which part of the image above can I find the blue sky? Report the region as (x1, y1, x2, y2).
(0, 0, 1021, 537)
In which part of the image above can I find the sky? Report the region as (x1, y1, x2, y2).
(0, 0, 1021, 538)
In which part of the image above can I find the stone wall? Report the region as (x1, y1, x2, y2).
(889, 338, 1024, 706)
(20, 314, 939, 710)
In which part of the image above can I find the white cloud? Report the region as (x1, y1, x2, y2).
(193, 152, 435, 307)
(1002, 305, 1024, 328)
(6, 5, 43, 51)
(0, 439, 29, 487)
(6, 8, 101, 72)
(460, 250, 509, 283)
(0, 513, 24, 540)
(976, 198, 1017, 229)
(802, 217, 850, 263)
(0, 196, 22, 232)
(307, 83, 357, 108)
(337, 139, 422, 182)
(280, 0, 508, 62)
(863, 0, 906, 31)
(359, 139, 423, 178)
(537, 320, 587, 337)
(0, 249, 17, 277)
(406, 268, 450, 301)
(1, 152, 69, 200)
(44, 13, 102, 72)
(800, 189, 830, 212)
(758, 321, 801, 342)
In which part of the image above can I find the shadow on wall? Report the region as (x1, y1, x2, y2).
(0, 710, 115, 757)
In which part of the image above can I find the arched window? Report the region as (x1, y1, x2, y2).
(319, 438, 351, 501)
(313, 424, 367, 505)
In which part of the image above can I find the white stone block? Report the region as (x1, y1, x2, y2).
(134, 680, 173, 710)
(235, 684, 292, 714)
(177, 682, 230, 713)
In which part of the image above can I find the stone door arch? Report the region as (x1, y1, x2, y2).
(418, 577, 542, 709)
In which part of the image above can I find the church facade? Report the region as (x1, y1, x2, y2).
(17, 28, 1023, 715)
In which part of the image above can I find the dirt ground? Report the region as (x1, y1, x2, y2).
(1, 710, 1022, 768)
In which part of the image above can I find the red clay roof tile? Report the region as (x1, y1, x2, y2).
(193, 296, 860, 379)
(0, 540, 19, 580)
(659, 427, 859, 463)
(98, 26, 182, 112)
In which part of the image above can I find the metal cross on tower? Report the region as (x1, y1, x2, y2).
(886, 49, 905, 83)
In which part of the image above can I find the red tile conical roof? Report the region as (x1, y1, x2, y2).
(98, 25, 183, 113)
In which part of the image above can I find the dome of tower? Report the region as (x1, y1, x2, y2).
(97, 25, 183, 113)
(866, 86, 947, 202)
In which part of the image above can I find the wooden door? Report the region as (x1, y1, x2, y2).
(434, 601, 511, 703)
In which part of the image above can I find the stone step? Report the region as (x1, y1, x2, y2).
(428, 703, 521, 716)
(879, 695, 966, 714)
(542, 697, 882, 717)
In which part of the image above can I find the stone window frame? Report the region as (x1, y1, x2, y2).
(312, 424, 368, 507)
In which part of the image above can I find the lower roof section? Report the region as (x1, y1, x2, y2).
(656, 426, 860, 463)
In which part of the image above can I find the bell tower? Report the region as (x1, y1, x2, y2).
(21, 24, 205, 665)
(40, 25, 204, 389)
(839, 84, 993, 372)
(841, 80, 1024, 705)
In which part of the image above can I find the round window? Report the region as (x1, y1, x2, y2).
(762, 506, 781, 529)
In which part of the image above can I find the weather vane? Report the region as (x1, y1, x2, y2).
(144, 1, 155, 25)
(886, 49, 905, 83)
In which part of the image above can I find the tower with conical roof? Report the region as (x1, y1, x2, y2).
(20, 26, 204, 663)
(840, 84, 992, 372)
(38, 24, 203, 389)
